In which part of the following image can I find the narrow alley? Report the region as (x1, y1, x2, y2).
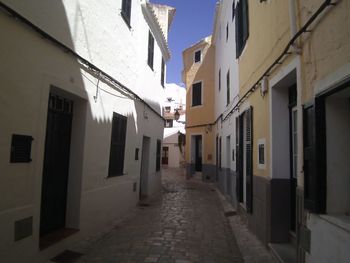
(70, 169, 244, 263)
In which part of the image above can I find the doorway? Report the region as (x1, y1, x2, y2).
(289, 85, 297, 233)
(40, 94, 73, 236)
(194, 135, 202, 172)
(140, 136, 150, 199)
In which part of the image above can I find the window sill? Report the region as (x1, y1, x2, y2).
(319, 214, 350, 233)
(191, 104, 203, 108)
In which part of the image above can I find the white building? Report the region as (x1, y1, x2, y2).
(162, 83, 186, 168)
(0, 0, 174, 261)
(213, 0, 240, 203)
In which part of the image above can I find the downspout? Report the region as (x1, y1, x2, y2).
(289, 0, 300, 53)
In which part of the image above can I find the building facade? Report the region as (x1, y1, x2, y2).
(0, 0, 174, 262)
(212, 0, 240, 205)
(183, 37, 216, 181)
(184, 0, 350, 262)
(162, 83, 186, 168)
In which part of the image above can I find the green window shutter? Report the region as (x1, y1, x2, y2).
(245, 106, 253, 213)
(242, 0, 249, 44)
(108, 113, 127, 177)
(303, 99, 326, 213)
(236, 115, 244, 202)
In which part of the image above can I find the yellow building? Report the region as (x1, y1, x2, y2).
(183, 36, 216, 181)
(231, 0, 350, 262)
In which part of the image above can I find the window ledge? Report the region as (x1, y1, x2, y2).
(319, 214, 350, 233)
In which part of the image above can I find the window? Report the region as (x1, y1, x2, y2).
(194, 50, 201, 63)
(156, 140, 161, 171)
(192, 82, 202, 106)
(108, 112, 127, 177)
(258, 144, 265, 165)
(161, 58, 165, 87)
(121, 0, 132, 26)
(165, 119, 173, 128)
(226, 23, 229, 42)
(219, 69, 221, 91)
(226, 70, 230, 105)
(164, 106, 171, 113)
(303, 84, 350, 215)
(148, 31, 154, 69)
(235, 0, 249, 58)
(232, 0, 235, 21)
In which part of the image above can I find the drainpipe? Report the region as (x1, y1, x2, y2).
(289, 0, 301, 54)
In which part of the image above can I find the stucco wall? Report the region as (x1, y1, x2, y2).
(183, 38, 215, 127)
(0, 0, 168, 261)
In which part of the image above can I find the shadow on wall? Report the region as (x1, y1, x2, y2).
(0, 0, 162, 261)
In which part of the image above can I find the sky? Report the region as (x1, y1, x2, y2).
(152, 0, 218, 86)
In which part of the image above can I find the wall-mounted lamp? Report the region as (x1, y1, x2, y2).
(260, 76, 268, 97)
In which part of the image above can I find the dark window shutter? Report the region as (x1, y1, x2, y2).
(108, 113, 127, 177)
(219, 69, 221, 91)
(227, 70, 230, 105)
(232, 1, 235, 21)
(192, 82, 202, 106)
(235, 1, 241, 58)
(242, 0, 249, 44)
(219, 137, 222, 170)
(235, 0, 249, 58)
(194, 50, 201, 63)
(156, 140, 161, 171)
(148, 31, 154, 69)
(121, 0, 132, 25)
(245, 106, 253, 213)
(236, 116, 243, 202)
(161, 58, 165, 87)
(303, 100, 326, 213)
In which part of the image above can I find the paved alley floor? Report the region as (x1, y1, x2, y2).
(75, 168, 243, 263)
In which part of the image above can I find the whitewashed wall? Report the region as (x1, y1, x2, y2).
(0, 0, 168, 261)
(213, 0, 239, 174)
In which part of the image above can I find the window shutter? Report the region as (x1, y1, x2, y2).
(235, 2, 241, 58)
(148, 31, 154, 69)
(236, 116, 243, 202)
(246, 106, 253, 213)
(121, 0, 131, 25)
(303, 100, 326, 213)
(161, 58, 165, 87)
(227, 70, 230, 105)
(108, 113, 127, 177)
(219, 136, 222, 170)
(192, 82, 202, 106)
(156, 140, 161, 171)
(242, 0, 249, 44)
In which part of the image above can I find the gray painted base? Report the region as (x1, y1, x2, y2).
(236, 176, 292, 247)
(185, 163, 216, 182)
(217, 168, 238, 208)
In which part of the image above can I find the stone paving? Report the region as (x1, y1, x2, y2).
(75, 168, 243, 263)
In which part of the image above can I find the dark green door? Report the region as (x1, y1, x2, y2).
(40, 94, 73, 236)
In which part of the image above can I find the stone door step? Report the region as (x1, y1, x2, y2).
(269, 243, 297, 263)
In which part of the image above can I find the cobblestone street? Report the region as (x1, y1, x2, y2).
(74, 169, 244, 263)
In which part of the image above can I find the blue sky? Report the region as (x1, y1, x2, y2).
(152, 0, 218, 85)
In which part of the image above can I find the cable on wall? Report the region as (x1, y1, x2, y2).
(0, 1, 165, 121)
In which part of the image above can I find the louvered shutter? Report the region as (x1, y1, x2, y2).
(242, 0, 249, 44)
(148, 31, 154, 69)
(303, 100, 326, 213)
(246, 106, 253, 213)
(192, 82, 202, 106)
(236, 115, 243, 202)
(108, 113, 127, 177)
